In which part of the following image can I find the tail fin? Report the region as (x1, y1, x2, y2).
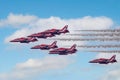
(69, 44, 76, 50)
(50, 41, 57, 47)
(109, 55, 116, 62)
(61, 25, 68, 31)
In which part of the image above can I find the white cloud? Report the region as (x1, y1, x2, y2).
(0, 56, 74, 80)
(66, 16, 113, 30)
(0, 13, 38, 27)
(4, 13, 114, 46)
(102, 69, 120, 80)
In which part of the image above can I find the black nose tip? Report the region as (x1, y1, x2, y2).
(89, 61, 92, 63)
(10, 40, 14, 42)
(31, 47, 34, 49)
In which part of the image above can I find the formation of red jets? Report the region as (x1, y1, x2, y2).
(10, 25, 77, 55)
(10, 25, 117, 64)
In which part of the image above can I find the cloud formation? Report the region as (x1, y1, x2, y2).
(3, 13, 114, 44)
(102, 69, 120, 80)
(0, 56, 73, 80)
(0, 13, 38, 27)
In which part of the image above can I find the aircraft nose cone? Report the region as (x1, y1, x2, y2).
(89, 61, 93, 63)
(10, 40, 14, 42)
(31, 47, 35, 49)
(10, 40, 13, 42)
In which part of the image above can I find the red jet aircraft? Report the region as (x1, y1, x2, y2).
(27, 32, 54, 38)
(49, 44, 77, 55)
(31, 41, 58, 50)
(28, 25, 69, 38)
(89, 55, 117, 64)
(10, 37, 38, 43)
(44, 25, 69, 35)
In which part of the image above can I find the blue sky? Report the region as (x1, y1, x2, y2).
(0, 0, 120, 80)
(0, 0, 120, 19)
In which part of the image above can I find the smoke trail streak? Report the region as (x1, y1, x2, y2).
(50, 38, 120, 41)
(75, 29, 120, 32)
(88, 50, 120, 53)
(76, 45, 120, 48)
(67, 33, 120, 37)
